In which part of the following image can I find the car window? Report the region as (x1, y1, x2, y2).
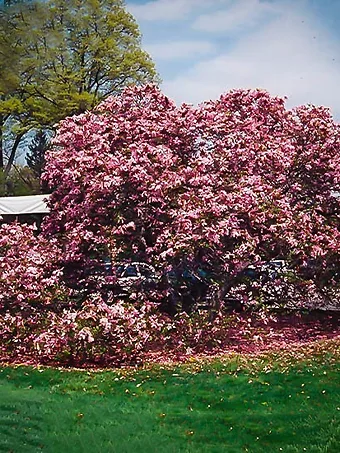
(115, 265, 125, 277)
(123, 265, 138, 277)
(138, 264, 153, 277)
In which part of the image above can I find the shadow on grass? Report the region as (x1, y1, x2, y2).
(0, 387, 44, 452)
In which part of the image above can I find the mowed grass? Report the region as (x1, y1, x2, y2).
(0, 340, 339, 453)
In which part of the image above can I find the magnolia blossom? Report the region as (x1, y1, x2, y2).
(0, 223, 69, 310)
(41, 84, 340, 306)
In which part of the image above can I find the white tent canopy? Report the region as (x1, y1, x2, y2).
(0, 194, 50, 215)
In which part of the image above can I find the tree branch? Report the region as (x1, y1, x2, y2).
(4, 130, 26, 177)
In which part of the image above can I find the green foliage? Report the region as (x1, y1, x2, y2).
(0, 168, 5, 195)
(2, 1, 32, 6)
(1, 0, 158, 122)
(0, 342, 339, 452)
(0, 166, 40, 195)
(26, 129, 49, 178)
(0, 0, 159, 172)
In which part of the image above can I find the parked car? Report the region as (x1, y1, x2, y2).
(240, 260, 287, 281)
(65, 259, 161, 303)
(111, 262, 161, 298)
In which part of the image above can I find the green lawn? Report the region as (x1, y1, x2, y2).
(0, 341, 339, 453)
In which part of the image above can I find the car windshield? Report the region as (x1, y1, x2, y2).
(124, 265, 138, 277)
(268, 260, 285, 268)
(114, 265, 125, 277)
(139, 265, 153, 277)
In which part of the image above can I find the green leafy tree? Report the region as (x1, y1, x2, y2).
(26, 129, 49, 179)
(0, 0, 34, 169)
(2, 1, 28, 5)
(0, 169, 6, 195)
(0, 165, 40, 195)
(0, 0, 158, 175)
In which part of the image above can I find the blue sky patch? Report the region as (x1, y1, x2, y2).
(127, 0, 340, 119)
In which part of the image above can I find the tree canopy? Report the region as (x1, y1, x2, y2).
(0, 0, 158, 175)
(42, 85, 340, 308)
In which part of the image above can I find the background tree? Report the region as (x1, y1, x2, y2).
(0, 0, 158, 178)
(26, 129, 49, 179)
(2, 1, 28, 5)
(0, 165, 40, 195)
(0, 0, 35, 170)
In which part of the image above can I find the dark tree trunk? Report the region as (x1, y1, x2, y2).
(0, 114, 4, 170)
(4, 131, 25, 177)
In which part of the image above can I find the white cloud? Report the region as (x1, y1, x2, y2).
(144, 40, 216, 60)
(162, 9, 340, 118)
(127, 0, 231, 22)
(127, 0, 202, 21)
(193, 0, 277, 33)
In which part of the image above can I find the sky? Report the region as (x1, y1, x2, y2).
(126, 0, 340, 119)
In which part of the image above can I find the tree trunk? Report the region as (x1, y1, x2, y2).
(0, 114, 4, 170)
(4, 131, 25, 177)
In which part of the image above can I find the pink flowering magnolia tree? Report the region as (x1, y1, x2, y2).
(194, 90, 340, 306)
(42, 85, 340, 309)
(0, 223, 70, 311)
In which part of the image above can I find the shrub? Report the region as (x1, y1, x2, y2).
(0, 223, 69, 312)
